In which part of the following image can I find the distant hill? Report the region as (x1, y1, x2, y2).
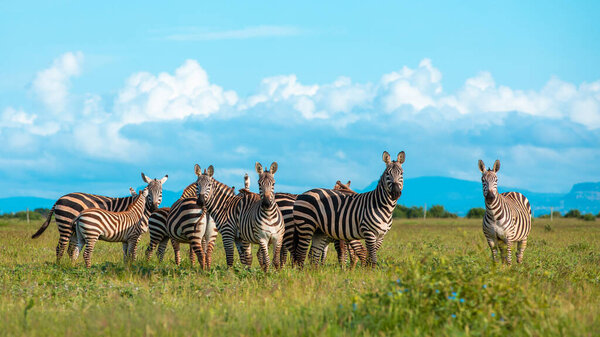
(1, 177, 599, 216)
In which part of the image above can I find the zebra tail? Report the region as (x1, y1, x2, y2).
(31, 205, 56, 239)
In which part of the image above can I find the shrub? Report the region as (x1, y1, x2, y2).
(582, 213, 595, 221)
(564, 209, 581, 218)
(427, 205, 458, 218)
(393, 205, 409, 218)
(466, 208, 486, 219)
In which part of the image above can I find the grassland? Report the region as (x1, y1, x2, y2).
(0, 217, 598, 336)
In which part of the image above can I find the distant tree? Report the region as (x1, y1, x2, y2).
(597, 212, 600, 218)
(582, 213, 596, 221)
(552, 211, 562, 218)
(407, 206, 424, 219)
(466, 208, 486, 219)
(427, 205, 457, 218)
(393, 205, 409, 218)
(564, 209, 581, 218)
(33, 208, 51, 218)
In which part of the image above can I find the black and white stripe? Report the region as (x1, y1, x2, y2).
(72, 187, 154, 268)
(292, 151, 405, 267)
(31, 173, 167, 263)
(479, 159, 532, 265)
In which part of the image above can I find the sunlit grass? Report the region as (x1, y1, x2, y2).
(0, 218, 598, 336)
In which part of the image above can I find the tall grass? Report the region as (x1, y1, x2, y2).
(0, 218, 598, 336)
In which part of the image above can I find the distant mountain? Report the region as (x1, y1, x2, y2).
(2, 177, 599, 216)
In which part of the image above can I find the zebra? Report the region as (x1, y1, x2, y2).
(479, 159, 532, 265)
(72, 186, 155, 268)
(308, 180, 368, 267)
(194, 163, 284, 271)
(31, 173, 167, 263)
(292, 151, 405, 267)
(277, 180, 367, 268)
(144, 177, 218, 268)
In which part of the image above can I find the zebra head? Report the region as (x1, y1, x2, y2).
(255, 162, 277, 208)
(478, 159, 500, 202)
(141, 173, 168, 212)
(194, 164, 215, 207)
(382, 151, 405, 200)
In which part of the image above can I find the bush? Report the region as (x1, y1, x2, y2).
(393, 205, 409, 218)
(582, 213, 595, 221)
(427, 205, 457, 218)
(466, 208, 486, 219)
(564, 209, 581, 218)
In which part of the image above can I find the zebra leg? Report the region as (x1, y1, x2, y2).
(221, 233, 236, 268)
(517, 240, 527, 263)
(280, 247, 289, 268)
(188, 245, 196, 267)
(156, 237, 169, 263)
(67, 233, 78, 260)
(145, 234, 162, 262)
(55, 234, 71, 264)
(505, 241, 513, 266)
(203, 217, 218, 269)
(83, 237, 97, 268)
(71, 224, 84, 262)
(191, 240, 206, 270)
(122, 242, 129, 262)
(364, 233, 379, 267)
(349, 240, 367, 267)
(334, 240, 348, 268)
(487, 239, 498, 263)
(258, 241, 270, 272)
(272, 236, 283, 270)
(171, 240, 182, 266)
(128, 237, 140, 262)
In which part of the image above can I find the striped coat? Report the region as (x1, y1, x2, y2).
(479, 159, 532, 265)
(293, 151, 405, 267)
(145, 181, 218, 268)
(31, 173, 167, 263)
(73, 188, 152, 268)
(277, 180, 367, 268)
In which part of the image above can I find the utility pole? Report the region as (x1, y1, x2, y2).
(550, 207, 553, 221)
(424, 203, 427, 220)
(26, 208, 30, 224)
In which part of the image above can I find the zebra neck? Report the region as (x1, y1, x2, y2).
(485, 194, 508, 221)
(205, 179, 237, 219)
(375, 177, 398, 208)
(128, 196, 147, 220)
(180, 183, 197, 199)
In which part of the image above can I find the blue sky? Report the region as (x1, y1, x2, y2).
(1, 1, 599, 199)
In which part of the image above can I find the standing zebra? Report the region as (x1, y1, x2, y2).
(479, 159, 532, 265)
(308, 181, 368, 267)
(277, 180, 367, 268)
(31, 173, 167, 263)
(72, 187, 155, 268)
(195, 163, 284, 271)
(293, 151, 405, 267)
(144, 179, 218, 268)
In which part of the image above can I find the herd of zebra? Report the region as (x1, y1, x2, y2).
(30, 151, 532, 270)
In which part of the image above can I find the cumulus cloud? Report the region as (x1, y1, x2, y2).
(2, 54, 600, 197)
(116, 59, 238, 124)
(32, 51, 83, 114)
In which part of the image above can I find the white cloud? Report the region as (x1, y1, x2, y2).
(1, 107, 36, 127)
(32, 51, 83, 113)
(164, 25, 304, 41)
(116, 59, 238, 125)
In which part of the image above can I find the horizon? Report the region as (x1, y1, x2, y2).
(1, 1, 599, 200)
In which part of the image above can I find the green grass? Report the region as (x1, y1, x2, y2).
(0, 217, 599, 336)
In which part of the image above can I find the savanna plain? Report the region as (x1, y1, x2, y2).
(0, 218, 599, 336)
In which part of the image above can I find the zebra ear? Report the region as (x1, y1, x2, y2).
(493, 159, 500, 173)
(397, 151, 405, 164)
(129, 187, 137, 196)
(382, 151, 391, 165)
(160, 175, 168, 184)
(478, 160, 486, 173)
(194, 164, 202, 177)
(255, 162, 263, 174)
(141, 172, 151, 184)
(270, 162, 278, 174)
(346, 180, 351, 187)
(206, 165, 214, 177)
